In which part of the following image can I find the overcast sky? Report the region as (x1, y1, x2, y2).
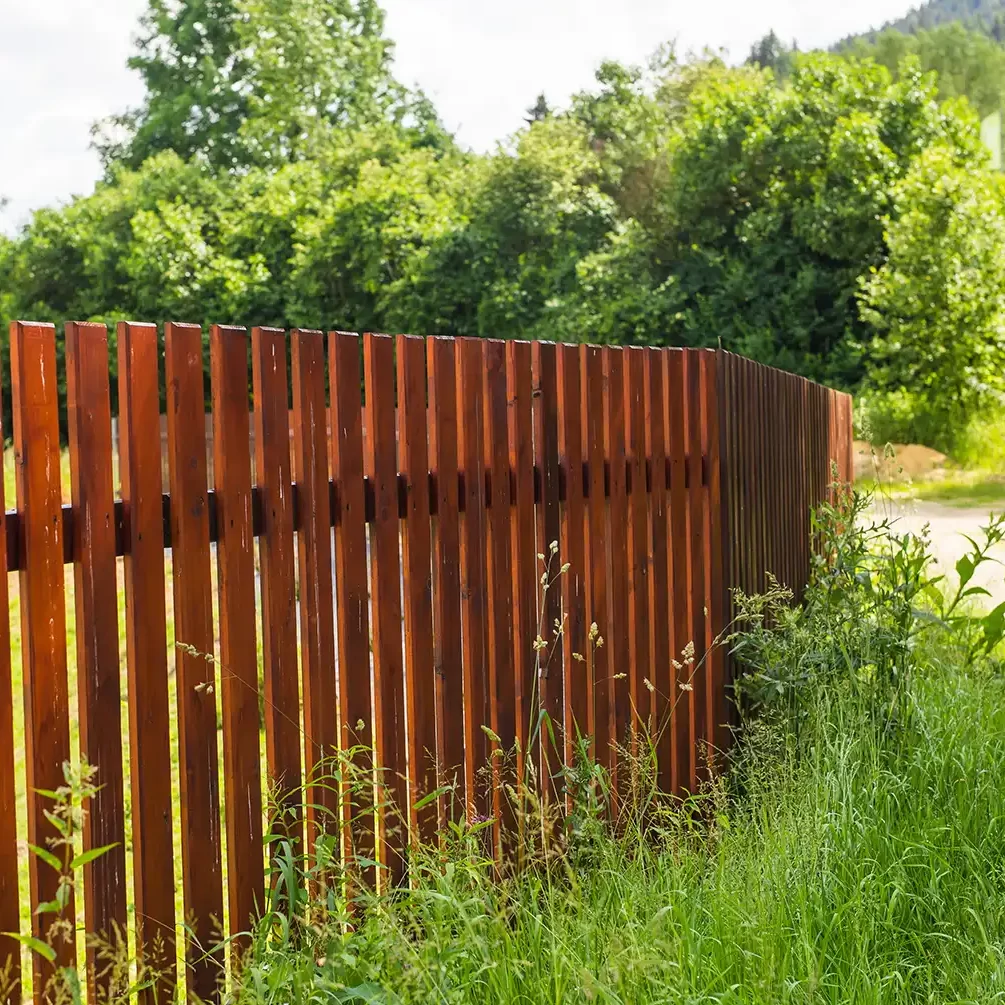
(1, 0, 916, 234)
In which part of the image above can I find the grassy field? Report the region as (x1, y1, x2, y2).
(235, 670, 1005, 1003)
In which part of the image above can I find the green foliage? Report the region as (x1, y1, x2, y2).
(3, 1, 1004, 448)
(870, 0, 1005, 40)
(842, 23, 1005, 115)
(96, 0, 445, 172)
(859, 145, 1005, 444)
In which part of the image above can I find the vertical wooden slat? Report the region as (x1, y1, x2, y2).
(581, 345, 610, 775)
(506, 341, 536, 788)
(624, 347, 650, 740)
(0, 346, 17, 1005)
(65, 321, 127, 996)
(397, 335, 437, 847)
(666, 349, 692, 794)
(457, 338, 489, 820)
(483, 339, 515, 840)
(531, 341, 561, 790)
(290, 328, 339, 851)
(210, 324, 263, 953)
(427, 337, 463, 823)
(703, 351, 727, 762)
(557, 344, 587, 766)
(11, 321, 75, 999)
(645, 348, 671, 791)
(363, 333, 407, 884)
(118, 321, 176, 1005)
(686, 350, 708, 781)
(329, 331, 375, 883)
(251, 327, 302, 829)
(603, 347, 630, 793)
(164, 321, 223, 1001)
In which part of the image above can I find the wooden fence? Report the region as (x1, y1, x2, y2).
(0, 321, 853, 1005)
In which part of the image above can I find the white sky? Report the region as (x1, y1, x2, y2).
(0, 0, 914, 234)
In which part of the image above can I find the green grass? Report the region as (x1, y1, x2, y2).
(915, 476, 1005, 507)
(230, 667, 1005, 1004)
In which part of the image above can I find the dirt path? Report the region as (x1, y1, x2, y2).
(867, 497, 1005, 609)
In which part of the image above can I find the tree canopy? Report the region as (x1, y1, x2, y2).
(4, 0, 1005, 448)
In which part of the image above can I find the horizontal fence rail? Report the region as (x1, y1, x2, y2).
(0, 322, 853, 1005)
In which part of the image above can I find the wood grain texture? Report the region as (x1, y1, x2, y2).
(11, 321, 76, 1000)
(702, 351, 727, 761)
(251, 327, 302, 835)
(483, 339, 514, 842)
(427, 337, 463, 825)
(210, 324, 263, 955)
(686, 350, 708, 782)
(117, 321, 176, 1005)
(290, 328, 339, 851)
(531, 341, 561, 794)
(506, 340, 536, 789)
(65, 321, 127, 997)
(645, 348, 671, 791)
(329, 331, 375, 884)
(364, 333, 407, 886)
(457, 338, 489, 820)
(165, 321, 223, 1001)
(602, 347, 630, 791)
(581, 345, 610, 774)
(557, 343, 587, 765)
(624, 347, 650, 740)
(397, 335, 437, 847)
(666, 349, 692, 794)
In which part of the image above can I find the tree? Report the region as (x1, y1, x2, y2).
(841, 23, 1005, 116)
(96, 0, 448, 171)
(633, 54, 985, 385)
(859, 146, 1005, 442)
(525, 94, 552, 124)
(746, 31, 797, 80)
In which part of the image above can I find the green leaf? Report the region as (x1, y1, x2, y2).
(3, 933, 56, 963)
(27, 844, 62, 872)
(69, 843, 119, 871)
(956, 554, 975, 588)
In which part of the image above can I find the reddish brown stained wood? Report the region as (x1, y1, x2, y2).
(117, 321, 176, 1005)
(290, 329, 339, 850)
(329, 331, 375, 883)
(65, 321, 127, 997)
(557, 344, 587, 767)
(363, 333, 407, 886)
(0, 347, 18, 1005)
(531, 341, 562, 795)
(483, 339, 515, 842)
(686, 350, 708, 782)
(427, 337, 463, 825)
(164, 321, 223, 1001)
(397, 335, 438, 847)
(210, 324, 263, 954)
(457, 338, 489, 820)
(702, 351, 728, 762)
(251, 328, 302, 833)
(645, 348, 671, 790)
(581, 344, 610, 774)
(624, 347, 650, 740)
(506, 340, 536, 788)
(602, 347, 630, 794)
(666, 349, 692, 794)
(10, 321, 76, 1000)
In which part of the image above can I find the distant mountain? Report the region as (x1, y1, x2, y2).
(866, 0, 1005, 40)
